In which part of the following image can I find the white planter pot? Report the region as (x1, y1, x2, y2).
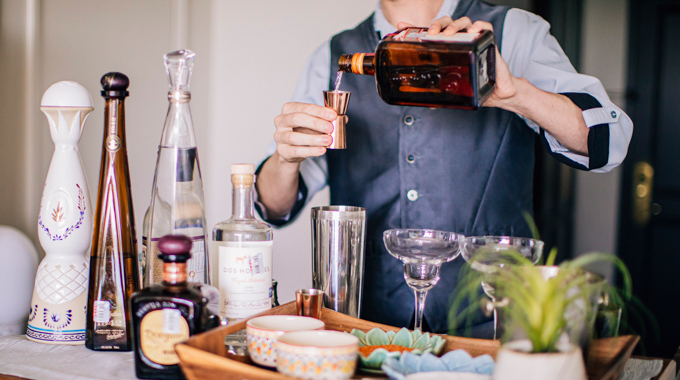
(492, 340, 587, 380)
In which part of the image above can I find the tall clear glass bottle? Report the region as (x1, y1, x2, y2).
(144, 49, 209, 287)
(212, 164, 273, 322)
(86, 72, 140, 351)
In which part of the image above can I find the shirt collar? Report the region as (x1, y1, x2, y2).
(373, 0, 460, 39)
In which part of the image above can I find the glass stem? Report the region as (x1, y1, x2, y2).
(493, 307, 498, 340)
(414, 290, 428, 332)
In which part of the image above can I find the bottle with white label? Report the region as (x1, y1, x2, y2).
(144, 49, 209, 287)
(212, 164, 273, 322)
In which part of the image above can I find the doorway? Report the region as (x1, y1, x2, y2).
(618, 0, 680, 358)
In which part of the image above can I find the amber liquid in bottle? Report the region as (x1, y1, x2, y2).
(339, 28, 496, 110)
(85, 72, 140, 351)
(131, 235, 216, 380)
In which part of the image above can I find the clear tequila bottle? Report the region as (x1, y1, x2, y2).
(212, 164, 273, 322)
(144, 50, 209, 286)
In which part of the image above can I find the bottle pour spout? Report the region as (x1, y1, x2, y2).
(164, 49, 195, 93)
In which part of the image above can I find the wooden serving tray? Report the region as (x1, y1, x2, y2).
(175, 302, 638, 380)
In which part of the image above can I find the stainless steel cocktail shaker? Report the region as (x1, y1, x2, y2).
(311, 206, 365, 318)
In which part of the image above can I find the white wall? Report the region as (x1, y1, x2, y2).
(205, 1, 374, 302)
(573, 0, 629, 275)
(0, 0, 374, 305)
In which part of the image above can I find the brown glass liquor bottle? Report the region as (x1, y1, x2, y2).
(85, 72, 140, 351)
(338, 28, 496, 110)
(131, 235, 217, 379)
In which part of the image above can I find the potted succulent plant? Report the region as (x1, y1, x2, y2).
(450, 248, 632, 380)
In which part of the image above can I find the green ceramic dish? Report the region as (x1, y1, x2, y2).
(350, 328, 446, 373)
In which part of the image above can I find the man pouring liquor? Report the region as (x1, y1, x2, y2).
(254, 0, 632, 338)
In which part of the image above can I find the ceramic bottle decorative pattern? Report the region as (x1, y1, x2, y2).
(27, 81, 94, 344)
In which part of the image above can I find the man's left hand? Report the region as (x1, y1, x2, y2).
(397, 16, 590, 156)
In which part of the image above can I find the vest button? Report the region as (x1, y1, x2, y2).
(403, 115, 415, 126)
(407, 189, 419, 201)
(407, 154, 416, 163)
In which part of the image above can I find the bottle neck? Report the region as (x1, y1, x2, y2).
(103, 98, 127, 152)
(231, 174, 255, 220)
(161, 95, 197, 147)
(339, 53, 375, 76)
(163, 262, 187, 285)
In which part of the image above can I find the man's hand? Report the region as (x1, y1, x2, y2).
(398, 16, 589, 156)
(274, 102, 337, 163)
(257, 102, 337, 220)
(399, 17, 518, 107)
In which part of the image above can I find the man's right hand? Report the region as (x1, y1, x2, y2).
(273, 102, 337, 163)
(256, 102, 336, 220)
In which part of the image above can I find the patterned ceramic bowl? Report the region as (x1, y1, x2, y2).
(275, 330, 359, 380)
(246, 315, 325, 367)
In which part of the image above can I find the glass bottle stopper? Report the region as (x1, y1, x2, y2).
(164, 49, 195, 95)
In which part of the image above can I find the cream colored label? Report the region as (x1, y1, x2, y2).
(140, 309, 189, 365)
(217, 242, 273, 319)
(149, 233, 205, 284)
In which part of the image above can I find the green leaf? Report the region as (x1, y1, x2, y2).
(392, 328, 413, 346)
(350, 329, 368, 346)
(413, 333, 431, 349)
(366, 328, 390, 345)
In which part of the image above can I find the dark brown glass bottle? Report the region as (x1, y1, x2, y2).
(85, 72, 140, 351)
(131, 235, 217, 380)
(339, 28, 496, 110)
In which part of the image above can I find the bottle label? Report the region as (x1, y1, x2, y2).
(140, 236, 147, 285)
(217, 242, 273, 319)
(149, 234, 206, 284)
(186, 237, 205, 282)
(395, 28, 480, 43)
(140, 309, 189, 365)
(162, 309, 182, 334)
(93, 300, 110, 323)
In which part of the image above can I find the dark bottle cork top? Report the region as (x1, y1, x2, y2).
(157, 234, 193, 263)
(100, 72, 130, 98)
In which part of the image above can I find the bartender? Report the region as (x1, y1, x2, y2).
(254, 0, 633, 338)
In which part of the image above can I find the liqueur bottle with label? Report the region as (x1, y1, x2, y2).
(131, 235, 216, 380)
(85, 72, 140, 351)
(338, 28, 496, 110)
(144, 49, 209, 287)
(212, 164, 273, 322)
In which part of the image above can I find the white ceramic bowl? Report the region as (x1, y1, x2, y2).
(246, 315, 325, 367)
(275, 330, 359, 380)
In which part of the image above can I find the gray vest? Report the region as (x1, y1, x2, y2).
(328, 0, 532, 336)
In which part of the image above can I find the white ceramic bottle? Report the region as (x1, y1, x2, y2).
(26, 81, 94, 344)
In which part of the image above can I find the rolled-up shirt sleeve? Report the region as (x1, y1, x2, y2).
(254, 41, 332, 226)
(501, 8, 633, 173)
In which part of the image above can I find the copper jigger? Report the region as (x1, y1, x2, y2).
(295, 289, 324, 318)
(323, 90, 351, 149)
